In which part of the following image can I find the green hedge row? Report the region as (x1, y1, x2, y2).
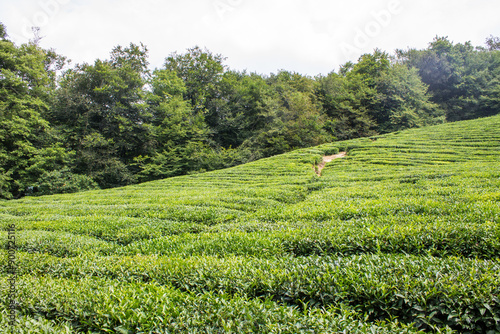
(0, 311, 75, 334)
(3, 218, 498, 259)
(5, 253, 499, 332)
(0, 275, 426, 333)
(116, 220, 499, 259)
(277, 220, 500, 258)
(0, 230, 116, 257)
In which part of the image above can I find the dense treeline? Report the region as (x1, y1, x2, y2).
(1, 21, 499, 198)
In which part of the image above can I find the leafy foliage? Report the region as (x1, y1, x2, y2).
(1, 20, 499, 197)
(0, 32, 69, 198)
(397, 36, 500, 122)
(1, 21, 500, 331)
(30, 168, 99, 196)
(50, 43, 150, 188)
(1, 115, 499, 332)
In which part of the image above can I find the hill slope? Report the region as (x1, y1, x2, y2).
(1, 115, 500, 333)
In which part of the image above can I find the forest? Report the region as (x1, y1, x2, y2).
(1, 21, 499, 199)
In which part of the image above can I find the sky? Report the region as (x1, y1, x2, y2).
(1, 0, 500, 76)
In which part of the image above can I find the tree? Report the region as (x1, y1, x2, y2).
(347, 49, 443, 132)
(318, 49, 442, 138)
(164, 46, 226, 115)
(0, 22, 6, 40)
(51, 43, 151, 187)
(207, 70, 273, 148)
(350, 49, 391, 86)
(0, 24, 70, 198)
(317, 71, 377, 140)
(397, 36, 500, 121)
(132, 69, 210, 182)
(240, 71, 334, 158)
(317, 51, 388, 139)
(486, 35, 500, 51)
(375, 64, 444, 132)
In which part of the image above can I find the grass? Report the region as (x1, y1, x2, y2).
(1, 115, 499, 333)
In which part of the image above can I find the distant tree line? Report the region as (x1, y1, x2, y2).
(1, 21, 499, 198)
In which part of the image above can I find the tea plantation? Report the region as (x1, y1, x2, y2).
(1, 115, 499, 333)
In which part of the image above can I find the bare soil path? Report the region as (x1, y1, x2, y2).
(315, 152, 347, 176)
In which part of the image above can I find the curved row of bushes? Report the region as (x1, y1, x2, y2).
(4, 253, 500, 332)
(0, 275, 426, 333)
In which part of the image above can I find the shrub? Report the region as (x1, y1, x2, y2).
(30, 168, 99, 196)
(323, 146, 340, 155)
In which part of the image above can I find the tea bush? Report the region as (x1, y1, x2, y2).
(1, 115, 499, 332)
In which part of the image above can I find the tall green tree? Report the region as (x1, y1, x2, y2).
(349, 50, 443, 132)
(241, 71, 334, 158)
(164, 46, 226, 115)
(133, 69, 209, 182)
(0, 23, 6, 40)
(317, 71, 377, 140)
(208, 70, 273, 148)
(319, 49, 442, 138)
(347, 50, 391, 130)
(318, 50, 389, 139)
(397, 36, 500, 121)
(0, 23, 69, 198)
(374, 64, 444, 132)
(52, 43, 151, 187)
(486, 35, 500, 51)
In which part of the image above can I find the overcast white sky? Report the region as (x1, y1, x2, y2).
(1, 0, 500, 76)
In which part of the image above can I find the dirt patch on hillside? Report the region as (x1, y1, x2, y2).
(315, 152, 347, 176)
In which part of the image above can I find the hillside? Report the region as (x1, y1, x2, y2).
(1, 115, 500, 333)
